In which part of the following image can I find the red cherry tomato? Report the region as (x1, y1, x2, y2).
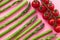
(56, 18, 60, 24)
(48, 19, 55, 25)
(54, 25, 60, 33)
(38, 5, 47, 13)
(53, 9, 59, 17)
(32, 0, 40, 8)
(42, 11, 50, 20)
(48, 2, 54, 11)
(41, 0, 49, 4)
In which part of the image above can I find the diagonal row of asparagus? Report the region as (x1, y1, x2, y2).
(5, 15, 37, 40)
(24, 23, 44, 40)
(32, 29, 52, 40)
(0, 9, 36, 37)
(0, 0, 22, 12)
(41, 34, 56, 40)
(0, 0, 28, 22)
(14, 20, 42, 40)
(0, 0, 11, 7)
(0, 2, 30, 29)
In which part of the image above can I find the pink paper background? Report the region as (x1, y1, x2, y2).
(0, 0, 60, 40)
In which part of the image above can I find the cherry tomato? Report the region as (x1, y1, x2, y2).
(53, 9, 59, 17)
(48, 19, 55, 25)
(38, 5, 47, 13)
(42, 11, 50, 20)
(48, 2, 54, 11)
(54, 25, 60, 33)
(57, 24, 60, 26)
(56, 18, 60, 24)
(32, 0, 40, 8)
(41, 0, 49, 4)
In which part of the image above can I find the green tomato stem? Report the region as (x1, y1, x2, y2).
(0, 9, 36, 37)
(0, 0, 11, 7)
(0, 0, 28, 22)
(4, 16, 37, 40)
(32, 29, 52, 40)
(0, 2, 30, 29)
(24, 23, 44, 40)
(14, 20, 42, 40)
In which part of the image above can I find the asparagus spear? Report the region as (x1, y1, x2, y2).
(0, 2, 30, 29)
(0, 0, 28, 22)
(41, 34, 56, 40)
(0, 0, 22, 12)
(56, 38, 60, 40)
(16, 0, 22, 2)
(45, 34, 56, 40)
(0, 5, 11, 12)
(24, 23, 44, 40)
(0, 0, 10, 7)
(0, 0, 1, 2)
(14, 20, 42, 40)
(0, 9, 36, 37)
(5, 16, 37, 40)
(32, 29, 52, 40)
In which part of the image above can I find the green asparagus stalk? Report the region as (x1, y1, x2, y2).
(41, 34, 56, 40)
(56, 38, 60, 40)
(0, 9, 36, 37)
(0, 2, 30, 29)
(16, 0, 22, 2)
(24, 23, 44, 40)
(0, 0, 28, 22)
(45, 34, 56, 40)
(32, 29, 52, 40)
(14, 20, 42, 40)
(0, 0, 10, 7)
(4, 16, 37, 40)
(0, 0, 22, 12)
(0, 5, 11, 12)
(0, 0, 2, 2)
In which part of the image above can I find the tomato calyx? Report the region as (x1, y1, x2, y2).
(42, 11, 50, 20)
(38, 5, 47, 13)
(48, 2, 54, 11)
(53, 9, 59, 17)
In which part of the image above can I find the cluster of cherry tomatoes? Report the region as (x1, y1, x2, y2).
(32, 0, 60, 33)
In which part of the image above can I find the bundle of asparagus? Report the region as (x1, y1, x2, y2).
(0, 0, 22, 12)
(24, 23, 44, 40)
(0, 9, 36, 37)
(5, 15, 37, 40)
(0, 2, 30, 29)
(14, 20, 42, 40)
(0, 0, 28, 22)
